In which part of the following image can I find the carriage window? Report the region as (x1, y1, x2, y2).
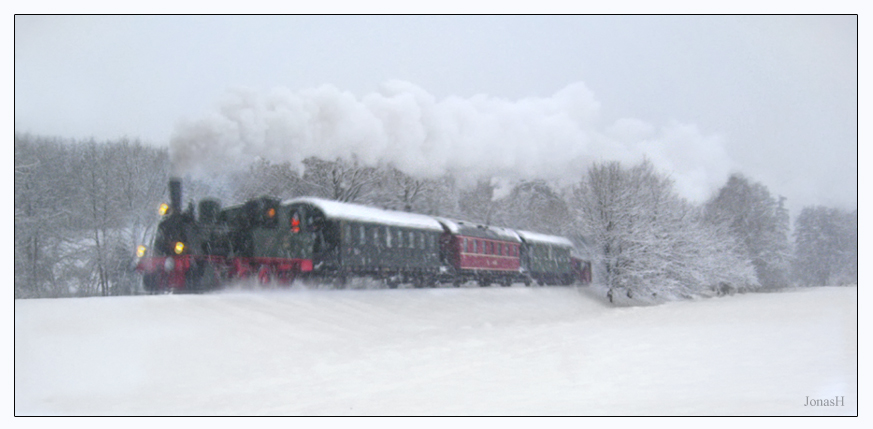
(385, 227, 392, 248)
(305, 210, 324, 232)
(498, 243, 503, 256)
(373, 227, 380, 246)
(359, 225, 366, 245)
(407, 231, 413, 248)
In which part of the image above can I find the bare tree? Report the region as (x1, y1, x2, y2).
(300, 156, 378, 203)
(14, 134, 79, 298)
(15, 134, 172, 298)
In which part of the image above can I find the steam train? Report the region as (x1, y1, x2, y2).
(135, 179, 592, 292)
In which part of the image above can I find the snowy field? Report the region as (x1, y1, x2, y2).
(15, 284, 856, 416)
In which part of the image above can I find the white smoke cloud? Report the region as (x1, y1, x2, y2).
(170, 81, 734, 202)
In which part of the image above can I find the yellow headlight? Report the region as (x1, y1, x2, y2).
(136, 245, 147, 258)
(158, 203, 170, 216)
(174, 242, 185, 255)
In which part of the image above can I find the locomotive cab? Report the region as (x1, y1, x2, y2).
(282, 202, 335, 272)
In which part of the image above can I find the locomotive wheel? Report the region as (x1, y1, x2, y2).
(276, 270, 296, 286)
(142, 273, 160, 294)
(386, 277, 399, 289)
(258, 266, 272, 285)
(188, 263, 219, 291)
(413, 274, 435, 289)
(333, 275, 348, 289)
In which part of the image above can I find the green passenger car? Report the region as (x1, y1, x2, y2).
(517, 230, 575, 286)
(282, 198, 444, 286)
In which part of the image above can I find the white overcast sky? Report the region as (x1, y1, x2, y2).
(14, 14, 859, 216)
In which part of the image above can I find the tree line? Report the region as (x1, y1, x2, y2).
(14, 133, 857, 299)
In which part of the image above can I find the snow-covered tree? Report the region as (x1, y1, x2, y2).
(229, 159, 307, 202)
(300, 156, 378, 203)
(15, 135, 77, 298)
(497, 180, 571, 236)
(705, 174, 791, 289)
(367, 165, 446, 214)
(793, 206, 857, 286)
(456, 179, 500, 225)
(15, 134, 170, 298)
(572, 160, 757, 301)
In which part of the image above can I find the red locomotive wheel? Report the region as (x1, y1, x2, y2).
(258, 266, 272, 284)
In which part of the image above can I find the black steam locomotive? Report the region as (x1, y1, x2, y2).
(135, 179, 591, 292)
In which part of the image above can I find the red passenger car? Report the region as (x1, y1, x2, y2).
(435, 218, 525, 287)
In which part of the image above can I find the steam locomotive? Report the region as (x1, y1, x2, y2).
(135, 179, 592, 292)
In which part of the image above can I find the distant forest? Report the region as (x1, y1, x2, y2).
(14, 133, 857, 299)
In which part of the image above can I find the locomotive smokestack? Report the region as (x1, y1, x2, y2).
(169, 178, 182, 214)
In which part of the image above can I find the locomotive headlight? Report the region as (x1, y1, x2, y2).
(158, 203, 170, 216)
(174, 242, 185, 255)
(136, 245, 147, 258)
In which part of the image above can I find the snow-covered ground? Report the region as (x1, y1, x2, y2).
(15, 284, 857, 416)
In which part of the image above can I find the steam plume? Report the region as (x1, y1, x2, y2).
(170, 81, 733, 202)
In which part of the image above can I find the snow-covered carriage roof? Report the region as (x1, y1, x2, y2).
(282, 197, 444, 231)
(516, 230, 574, 248)
(434, 217, 522, 243)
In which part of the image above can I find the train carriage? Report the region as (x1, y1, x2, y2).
(435, 218, 524, 287)
(282, 198, 444, 287)
(516, 230, 575, 286)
